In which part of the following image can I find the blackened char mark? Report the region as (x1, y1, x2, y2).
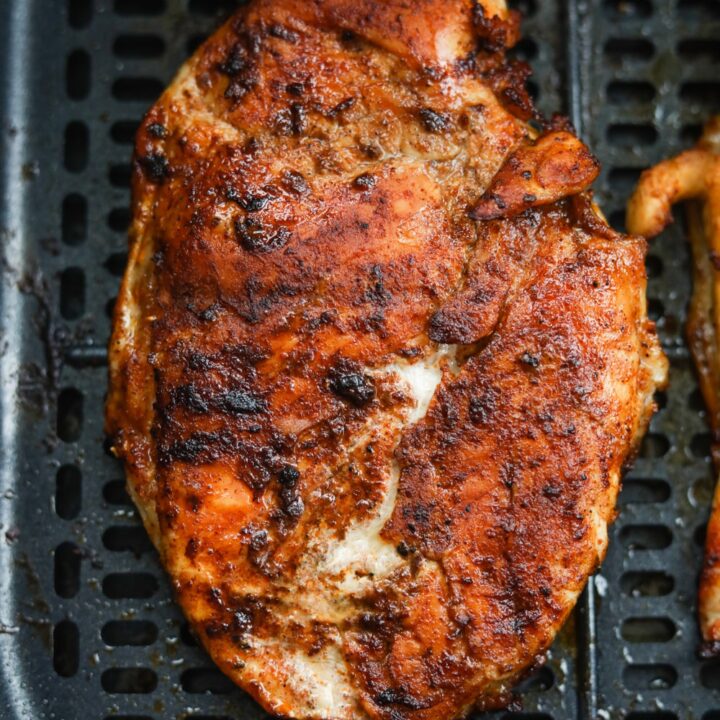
(418, 108, 451, 133)
(235, 217, 291, 253)
(138, 153, 170, 183)
(374, 687, 430, 710)
(269, 23, 299, 44)
(327, 96, 357, 118)
(472, 3, 521, 53)
(221, 33, 261, 102)
(281, 170, 310, 196)
(217, 389, 267, 415)
(219, 42, 249, 76)
(275, 103, 307, 136)
(327, 359, 376, 407)
(172, 383, 209, 413)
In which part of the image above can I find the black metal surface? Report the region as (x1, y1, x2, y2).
(0, 1, 718, 718)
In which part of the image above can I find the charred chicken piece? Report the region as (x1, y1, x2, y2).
(106, 1, 667, 717)
(627, 116, 720, 654)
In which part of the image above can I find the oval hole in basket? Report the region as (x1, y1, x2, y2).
(678, 39, 720, 61)
(102, 572, 158, 599)
(114, 0, 165, 15)
(68, 0, 92, 28)
(619, 478, 670, 506)
(515, 665, 554, 693)
(607, 123, 657, 146)
(701, 659, 720, 689)
(604, 38, 655, 62)
(680, 82, 720, 109)
(508, 0, 537, 17)
(113, 34, 165, 59)
(109, 163, 131, 188)
(607, 81, 656, 104)
(676, 0, 720, 20)
(62, 193, 86, 245)
(66, 49, 90, 100)
(110, 120, 139, 144)
(104, 252, 128, 277)
(56, 464, 81, 519)
(603, 0, 652, 18)
(622, 663, 677, 690)
(103, 479, 132, 506)
(621, 617, 676, 643)
(102, 620, 158, 646)
(57, 388, 83, 442)
(64, 121, 89, 172)
(112, 77, 164, 103)
(108, 207, 130, 232)
(181, 667, 235, 694)
(188, 0, 240, 16)
(102, 526, 153, 556)
(639, 432, 670, 459)
(53, 620, 79, 677)
(60, 267, 85, 320)
(690, 432, 713, 459)
(621, 571, 674, 597)
(101, 667, 157, 693)
(54, 542, 81, 598)
(619, 524, 672, 550)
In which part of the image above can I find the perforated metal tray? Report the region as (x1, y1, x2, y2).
(0, 1, 719, 718)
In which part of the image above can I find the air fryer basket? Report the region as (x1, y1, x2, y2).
(0, 1, 719, 718)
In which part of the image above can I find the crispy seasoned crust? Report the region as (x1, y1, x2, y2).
(106, 1, 667, 718)
(628, 116, 720, 655)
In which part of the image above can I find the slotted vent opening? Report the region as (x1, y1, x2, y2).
(620, 524, 673, 550)
(103, 479, 133, 505)
(104, 251, 128, 276)
(102, 525, 153, 556)
(621, 571, 674, 597)
(181, 668, 235, 694)
(514, 666, 555, 694)
(66, 49, 90, 99)
(64, 121, 89, 172)
(621, 617, 677, 643)
(55, 464, 81, 519)
(60, 267, 86, 320)
(623, 664, 678, 690)
(101, 667, 158, 693)
(62, 193, 87, 245)
(603, 0, 653, 19)
(188, 0, 239, 16)
(102, 620, 158, 646)
(54, 542, 81, 598)
(102, 572, 158, 599)
(57, 387, 83, 442)
(619, 478, 671, 505)
(114, 0, 165, 15)
(53, 620, 79, 677)
(677, 0, 720, 20)
(112, 77, 164, 102)
(701, 660, 720, 689)
(110, 119, 139, 144)
(113, 34, 166, 58)
(68, 0, 92, 28)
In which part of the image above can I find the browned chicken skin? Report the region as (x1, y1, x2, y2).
(106, 1, 668, 717)
(628, 116, 720, 654)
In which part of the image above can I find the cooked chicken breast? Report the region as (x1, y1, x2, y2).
(106, 1, 667, 717)
(628, 116, 720, 654)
